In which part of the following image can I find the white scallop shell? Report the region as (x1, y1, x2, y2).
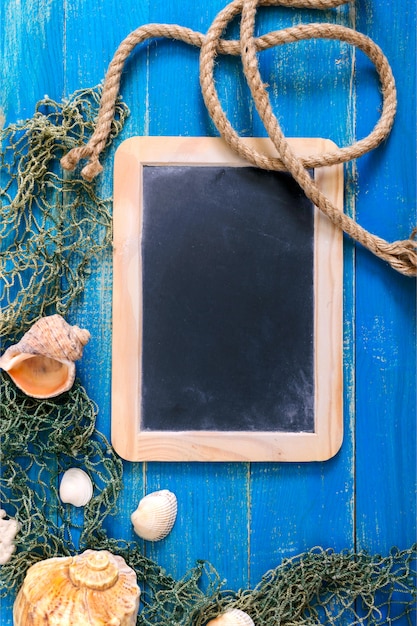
(206, 609, 255, 626)
(131, 489, 177, 541)
(59, 468, 93, 507)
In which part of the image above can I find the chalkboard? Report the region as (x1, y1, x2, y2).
(112, 137, 343, 461)
(141, 165, 315, 432)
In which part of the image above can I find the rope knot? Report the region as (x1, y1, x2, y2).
(61, 145, 94, 173)
(81, 159, 104, 181)
(388, 236, 417, 277)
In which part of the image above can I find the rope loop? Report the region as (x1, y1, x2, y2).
(60, 0, 417, 276)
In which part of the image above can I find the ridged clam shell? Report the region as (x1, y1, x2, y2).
(59, 468, 93, 507)
(13, 550, 140, 626)
(131, 489, 177, 541)
(0, 314, 90, 398)
(207, 609, 255, 626)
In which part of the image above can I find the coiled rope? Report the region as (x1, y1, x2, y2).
(61, 0, 417, 277)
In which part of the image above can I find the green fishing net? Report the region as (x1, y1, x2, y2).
(0, 86, 128, 343)
(0, 375, 416, 625)
(0, 88, 416, 624)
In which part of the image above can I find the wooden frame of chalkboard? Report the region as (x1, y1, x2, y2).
(112, 137, 343, 462)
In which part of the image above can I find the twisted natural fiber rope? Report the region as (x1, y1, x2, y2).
(61, 0, 417, 276)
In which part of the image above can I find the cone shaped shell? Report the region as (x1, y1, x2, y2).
(207, 609, 255, 626)
(59, 468, 93, 507)
(13, 550, 140, 626)
(0, 315, 90, 398)
(131, 489, 177, 541)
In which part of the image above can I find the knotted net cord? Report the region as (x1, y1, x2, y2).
(0, 374, 222, 622)
(61, 0, 417, 276)
(0, 374, 416, 625)
(1, 0, 416, 623)
(0, 87, 129, 342)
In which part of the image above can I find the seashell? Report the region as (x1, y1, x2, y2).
(131, 489, 177, 541)
(206, 609, 255, 626)
(0, 314, 90, 399)
(59, 468, 93, 507)
(13, 549, 140, 625)
(0, 509, 21, 565)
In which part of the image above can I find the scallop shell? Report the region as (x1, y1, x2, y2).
(0, 314, 90, 398)
(59, 468, 93, 507)
(131, 489, 177, 541)
(13, 550, 140, 626)
(206, 609, 255, 626)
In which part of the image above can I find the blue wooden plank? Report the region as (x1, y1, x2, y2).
(63, 0, 150, 97)
(0, 3, 65, 623)
(60, 0, 153, 590)
(248, 1, 356, 588)
(354, 0, 416, 553)
(62, 0, 251, 599)
(144, 462, 250, 589)
(137, 0, 251, 595)
(0, 0, 64, 125)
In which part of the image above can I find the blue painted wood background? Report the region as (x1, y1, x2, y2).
(1, 0, 415, 622)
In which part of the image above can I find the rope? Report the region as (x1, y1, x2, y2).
(60, 0, 417, 277)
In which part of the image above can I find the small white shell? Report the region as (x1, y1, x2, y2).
(206, 609, 255, 626)
(59, 468, 93, 507)
(0, 509, 21, 564)
(131, 489, 177, 541)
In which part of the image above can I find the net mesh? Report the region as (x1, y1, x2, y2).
(0, 89, 416, 625)
(0, 375, 416, 625)
(0, 87, 129, 343)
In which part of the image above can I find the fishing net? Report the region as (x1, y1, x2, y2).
(0, 373, 222, 621)
(0, 86, 129, 343)
(0, 374, 416, 625)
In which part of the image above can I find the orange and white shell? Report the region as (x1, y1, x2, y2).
(13, 549, 140, 626)
(131, 489, 177, 541)
(206, 609, 256, 626)
(0, 314, 90, 399)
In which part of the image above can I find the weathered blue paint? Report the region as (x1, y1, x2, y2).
(354, 0, 417, 553)
(0, 0, 415, 623)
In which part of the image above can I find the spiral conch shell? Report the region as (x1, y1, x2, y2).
(59, 468, 94, 507)
(0, 314, 90, 398)
(13, 549, 140, 626)
(131, 489, 177, 541)
(206, 609, 255, 626)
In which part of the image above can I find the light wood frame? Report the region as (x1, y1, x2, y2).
(112, 136, 343, 462)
